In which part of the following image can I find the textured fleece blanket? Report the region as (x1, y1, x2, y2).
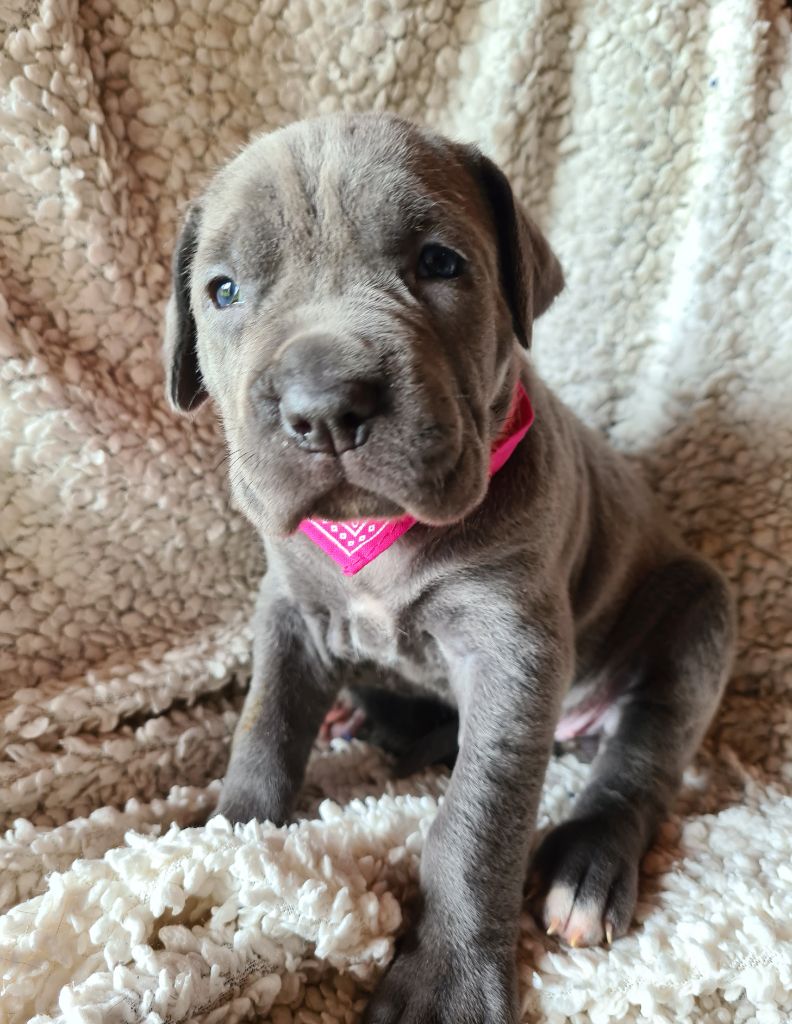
(1, 0, 791, 1021)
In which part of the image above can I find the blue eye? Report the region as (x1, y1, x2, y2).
(210, 277, 240, 308)
(417, 244, 464, 279)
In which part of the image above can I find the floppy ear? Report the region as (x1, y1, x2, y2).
(163, 203, 208, 412)
(462, 148, 564, 347)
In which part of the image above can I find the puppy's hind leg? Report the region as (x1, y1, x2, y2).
(347, 685, 460, 775)
(530, 557, 735, 947)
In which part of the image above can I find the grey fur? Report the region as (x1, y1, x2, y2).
(163, 112, 735, 1024)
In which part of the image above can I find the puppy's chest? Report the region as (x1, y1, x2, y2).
(308, 592, 448, 689)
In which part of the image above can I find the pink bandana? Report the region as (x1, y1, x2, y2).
(299, 382, 534, 575)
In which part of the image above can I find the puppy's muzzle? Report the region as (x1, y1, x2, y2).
(273, 335, 385, 456)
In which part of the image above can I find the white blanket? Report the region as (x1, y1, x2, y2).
(1, 0, 791, 1021)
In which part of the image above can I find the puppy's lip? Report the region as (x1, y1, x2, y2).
(393, 443, 490, 527)
(302, 426, 488, 528)
(402, 491, 486, 528)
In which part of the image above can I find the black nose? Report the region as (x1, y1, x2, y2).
(279, 375, 383, 455)
(274, 334, 385, 455)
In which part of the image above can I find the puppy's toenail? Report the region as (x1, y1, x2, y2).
(605, 922, 614, 945)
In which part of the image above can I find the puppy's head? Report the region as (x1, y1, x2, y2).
(163, 113, 563, 534)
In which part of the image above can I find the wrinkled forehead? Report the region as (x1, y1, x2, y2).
(197, 115, 487, 266)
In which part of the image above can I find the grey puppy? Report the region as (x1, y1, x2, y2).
(163, 112, 735, 1024)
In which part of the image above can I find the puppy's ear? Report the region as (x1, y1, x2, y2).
(462, 148, 564, 347)
(163, 203, 208, 412)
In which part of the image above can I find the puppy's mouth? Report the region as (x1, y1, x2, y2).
(227, 374, 512, 535)
(231, 429, 487, 536)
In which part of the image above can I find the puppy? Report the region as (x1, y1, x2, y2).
(163, 112, 734, 1024)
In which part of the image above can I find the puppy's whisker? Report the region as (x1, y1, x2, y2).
(212, 452, 230, 474)
(223, 449, 260, 478)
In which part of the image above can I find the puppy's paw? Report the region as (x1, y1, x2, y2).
(212, 781, 289, 828)
(362, 930, 517, 1024)
(527, 814, 642, 948)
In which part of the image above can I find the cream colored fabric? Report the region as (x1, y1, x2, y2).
(1, 0, 791, 1021)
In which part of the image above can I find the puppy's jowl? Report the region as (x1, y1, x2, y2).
(164, 113, 735, 1024)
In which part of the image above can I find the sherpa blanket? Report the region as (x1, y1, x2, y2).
(1, 0, 791, 1021)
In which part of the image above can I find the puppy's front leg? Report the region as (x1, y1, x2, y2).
(364, 598, 571, 1024)
(215, 579, 338, 826)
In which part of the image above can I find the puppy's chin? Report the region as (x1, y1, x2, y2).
(307, 485, 404, 522)
(231, 476, 406, 536)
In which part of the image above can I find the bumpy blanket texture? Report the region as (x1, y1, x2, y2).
(1, 0, 791, 1021)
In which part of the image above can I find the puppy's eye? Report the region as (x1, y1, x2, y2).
(417, 244, 465, 280)
(209, 277, 240, 308)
